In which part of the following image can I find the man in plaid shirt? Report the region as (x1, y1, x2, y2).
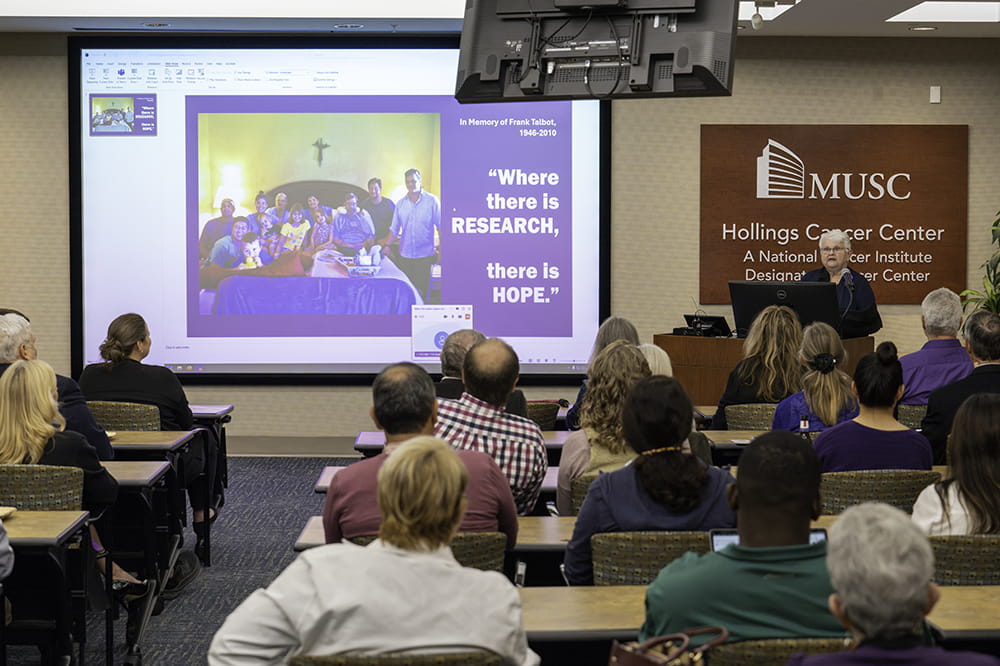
(435, 338, 548, 514)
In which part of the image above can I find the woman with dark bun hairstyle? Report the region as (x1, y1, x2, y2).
(80, 313, 218, 578)
(912, 393, 1000, 535)
(772, 322, 858, 433)
(562, 376, 735, 585)
(812, 341, 932, 472)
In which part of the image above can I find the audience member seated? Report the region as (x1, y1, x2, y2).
(556, 341, 650, 515)
(79, 312, 215, 586)
(208, 218, 251, 268)
(323, 363, 517, 548)
(566, 315, 639, 430)
(0, 310, 112, 459)
(788, 502, 1000, 666)
(714, 305, 802, 430)
(813, 342, 932, 473)
(209, 438, 539, 666)
(899, 288, 974, 405)
(435, 338, 547, 515)
(436, 329, 527, 417)
(912, 393, 1000, 535)
(640, 431, 845, 645)
(0, 359, 153, 645)
(921, 311, 1000, 464)
(199, 198, 236, 259)
(638, 343, 673, 377)
(563, 376, 735, 585)
(773, 322, 858, 433)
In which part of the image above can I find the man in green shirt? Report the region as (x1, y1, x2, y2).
(641, 431, 846, 645)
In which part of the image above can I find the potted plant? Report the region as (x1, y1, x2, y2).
(962, 210, 1000, 314)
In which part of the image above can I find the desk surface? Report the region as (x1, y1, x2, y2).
(520, 584, 1000, 643)
(929, 586, 1000, 638)
(295, 514, 842, 553)
(4, 510, 90, 547)
(355, 430, 570, 449)
(191, 404, 234, 419)
(704, 430, 766, 447)
(520, 585, 645, 641)
(111, 430, 196, 452)
(103, 460, 172, 487)
(314, 463, 560, 494)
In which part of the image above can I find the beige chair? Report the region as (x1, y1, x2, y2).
(930, 534, 1000, 585)
(591, 531, 710, 585)
(707, 637, 852, 665)
(724, 403, 778, 430)
(896, 403, 928, 430)
(289, 651, 504, 665)
(820, 470, 941, 514)
(86, 400, 160, 431)
(525, 401, 559, 431)
(348, 533, 506, 572)
(569, 473, 599, 516)
(0, 464, 83, 509)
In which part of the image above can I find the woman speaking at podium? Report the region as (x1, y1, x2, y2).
(802, 229, 882, 338)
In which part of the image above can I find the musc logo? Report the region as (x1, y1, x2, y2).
(755, 139, 911, 201)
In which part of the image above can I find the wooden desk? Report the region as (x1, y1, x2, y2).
(520, 585, 645, 642)
(354, 430, 571, 466)
(111, 430, 196, 452)
(653, 334, 874, 405)
(295, 514, 841, 553)
(314, 464, 561, 495)
(705, 430, 765, 447)
(191, 403, 233, 489)
(929, 586, 1000, 640)
(103, 460, 171, 487)
(4, 510, 89, 547)
(5, 510, 92, 663)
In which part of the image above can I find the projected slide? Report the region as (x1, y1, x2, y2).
(75, 43, 603, 376)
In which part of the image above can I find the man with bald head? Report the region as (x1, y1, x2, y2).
(436, 329, 528, 417)
(435, 338, 547, 514)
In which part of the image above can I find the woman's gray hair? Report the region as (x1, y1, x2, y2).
(818, 229, 852, 252)
(592, 316, 639, 361)
(638, 343, 673, 377)
(0, 314, 33, 363)
(827, 502, 933, 640)
(921, 288, 963, 338)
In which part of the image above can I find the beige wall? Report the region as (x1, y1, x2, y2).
(1, 35, 997, 438)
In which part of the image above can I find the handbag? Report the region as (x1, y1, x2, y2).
(609, 626, 730, 665)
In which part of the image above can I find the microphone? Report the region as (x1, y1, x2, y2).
(841, 268, 855, 292)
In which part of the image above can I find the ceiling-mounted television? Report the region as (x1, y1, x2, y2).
(455, 0, 738, 103)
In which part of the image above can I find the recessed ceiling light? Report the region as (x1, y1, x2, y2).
(908, 25, 938, 31)
(333, 23, 365, 30)
(737, 0, 800, 22)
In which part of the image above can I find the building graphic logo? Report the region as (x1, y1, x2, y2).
(756, 139, 805, 199)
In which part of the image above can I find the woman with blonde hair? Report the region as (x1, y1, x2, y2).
(210, 437, 538, 665)
(714, 305, 802, 429)
(0, 360, 152, 646)
(557, 340, 650, 514)
(773, 321, 858, 432)
(565, 315, 640, 430)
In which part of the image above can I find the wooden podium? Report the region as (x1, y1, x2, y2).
(652, 334, 875, 407)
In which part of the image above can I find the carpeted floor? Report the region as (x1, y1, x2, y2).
(9, 455, 360, 665)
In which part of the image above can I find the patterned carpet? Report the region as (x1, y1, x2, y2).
(9, 455, 358, 665)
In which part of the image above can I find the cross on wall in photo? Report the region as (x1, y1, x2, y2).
(313, 138, 330, 166)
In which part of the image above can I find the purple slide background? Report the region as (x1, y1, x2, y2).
(186, 95, 574, 338)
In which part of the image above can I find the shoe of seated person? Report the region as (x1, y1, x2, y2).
(160, 550, 202, 600)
